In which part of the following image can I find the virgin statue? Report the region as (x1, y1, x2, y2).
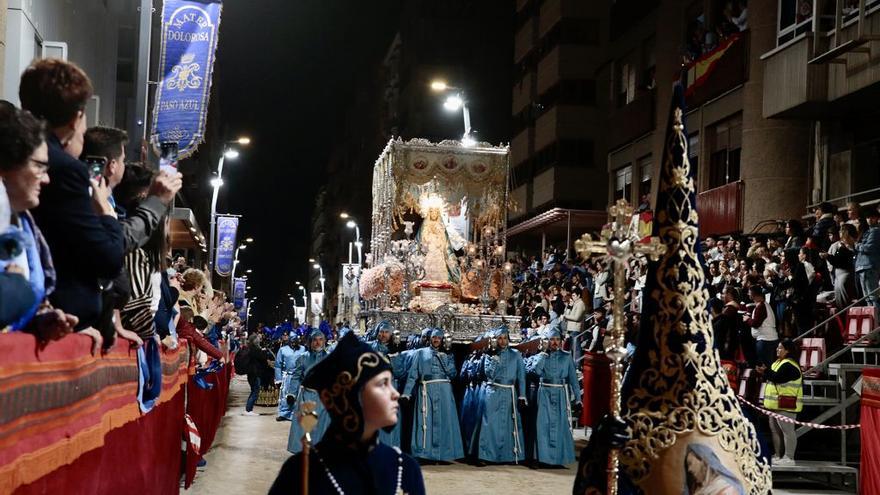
(416, 196, 465, 285)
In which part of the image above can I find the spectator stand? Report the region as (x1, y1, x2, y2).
(0, 332, 233, 495)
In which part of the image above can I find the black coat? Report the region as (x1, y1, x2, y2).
(270, 433, 425, 495)
(32, 135, 124, 329)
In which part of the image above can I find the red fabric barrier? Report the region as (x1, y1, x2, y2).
(581, 352, 611, 427)
(0, 332, 232, 494)
(861, 367, 880, 493)
(184, 363, 233, 488)
(14, 388, 185, 495)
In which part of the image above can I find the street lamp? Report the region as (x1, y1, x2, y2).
(208, 136, 250, 275)
(232, 237, 253, 279)
(312, 262, 325, 294)
(343, 218, 362, 265)
(431, 80, 474, 147)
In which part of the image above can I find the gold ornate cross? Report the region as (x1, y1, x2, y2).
(575, 198, 666, 495)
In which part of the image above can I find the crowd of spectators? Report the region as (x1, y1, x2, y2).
(684, 1, 748, 63)
(0, 58, 243, 370)
(501, 198, 880, 370)
(503, 248, 645, 362)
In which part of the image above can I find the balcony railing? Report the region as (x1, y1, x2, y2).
(684, 31, 749, 108)
(697, 181, 744, 236)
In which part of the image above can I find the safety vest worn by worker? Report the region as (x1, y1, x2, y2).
(763, 357, 803, 412)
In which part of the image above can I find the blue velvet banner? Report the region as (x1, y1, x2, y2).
(214, 215, 238, 276)
(233, 278, 246, 309)
(239, 299, 248, 321)
(152, 0, 223, 159)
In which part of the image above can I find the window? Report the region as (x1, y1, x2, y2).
(642, 36, 656, 90)
(615, 60, 636, 108)
(688, 133, 700, 185)
(534, 142, 558, 173)
(558, 140, 595, 167)
(777, 0, 812, 45)
(707, 115, 742, 189)
(638, 155, 652, 199)
(614, 165, 633, 201)
(536, 18, 601, 59)
(539, 79, 597, 108)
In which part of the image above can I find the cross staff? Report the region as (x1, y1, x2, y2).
(575, 199, 665, 495)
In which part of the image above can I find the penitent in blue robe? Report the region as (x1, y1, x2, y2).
(527, 349, 581, 466)
(369, 340, 407, 448)
(286, 349, 331, 453)
(476, 346, 527, 463)
(459, 354, 485, 456)
(403, 346, 463, 461)
(275, 344, 305, 420)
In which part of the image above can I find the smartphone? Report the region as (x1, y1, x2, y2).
(159, 142, 178, 174)
(82, 155, 107, 181)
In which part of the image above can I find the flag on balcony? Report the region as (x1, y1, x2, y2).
(574, 83, 771, 494)
(685, 32, 742, 96)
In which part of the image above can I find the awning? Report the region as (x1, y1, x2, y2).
(170, 207, 207, 252)
(506, 207, 607, 238)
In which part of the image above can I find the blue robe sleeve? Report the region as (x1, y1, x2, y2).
(274, 348, 284, 382)
(566, 354, 582, 404)
(516, 352, 527, 400)
(442, 352, 457, 380)
(289, 354, 306, 397)
(403, 351, 420, 396)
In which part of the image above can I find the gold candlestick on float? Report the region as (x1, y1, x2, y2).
(576, 199, 665, 495)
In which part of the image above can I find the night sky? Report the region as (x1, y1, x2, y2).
(213, 1, 399, 322)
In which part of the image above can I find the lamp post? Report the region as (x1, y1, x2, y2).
(231, 237, 254, 279)
(430, 80, 475, 147)
(340, 213, 362, 266)
(208, 137, 250, 275)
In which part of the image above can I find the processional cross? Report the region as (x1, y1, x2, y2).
(574, 199, 666, 495)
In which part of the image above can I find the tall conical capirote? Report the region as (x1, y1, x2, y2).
(578, 82, 771, 495)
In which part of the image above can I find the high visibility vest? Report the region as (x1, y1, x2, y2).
(763, 358, 803, 412)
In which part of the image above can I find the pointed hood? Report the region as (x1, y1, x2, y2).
(610, 83, 770, 493)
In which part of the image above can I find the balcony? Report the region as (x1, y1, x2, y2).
(512, 73, 533, 115)
(536, 44, 591, 95)
(684, 31, 749, 109)
(515, 23, 533, 63)
(607, 89, 655, 150)
(538, 0, 590, 38)
(534, 105, 593, 151)
(762, 1, 880, 118)
(762, 35, 829, 118)
(697, 181, 744, 236)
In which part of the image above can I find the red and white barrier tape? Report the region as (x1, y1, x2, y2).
(736, 395, 860, 430)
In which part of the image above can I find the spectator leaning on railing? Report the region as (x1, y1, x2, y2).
(20, 59, 123, 351)
(0, 103, 80, 344)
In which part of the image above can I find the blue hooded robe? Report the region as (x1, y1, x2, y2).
(367, 321, 407, 448)
(286, 330, 331, 453)
(526, 328, 581, 466)
(275, 338, 306, 421)
(475, 327, 527, 463)
(402, 329, 463, 461)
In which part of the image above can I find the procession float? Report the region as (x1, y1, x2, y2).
(356, 137, 515, 341)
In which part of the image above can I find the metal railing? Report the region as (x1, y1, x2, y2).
(793, 286, 880, 342)
(805, 325, 880, 377)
